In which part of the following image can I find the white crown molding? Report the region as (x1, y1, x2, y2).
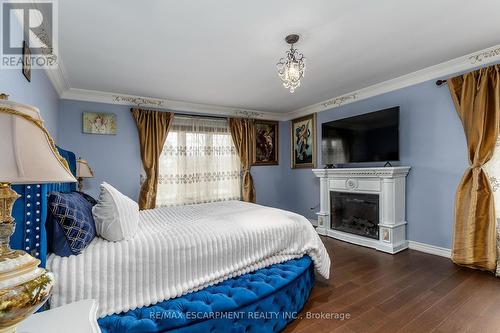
(14, 1, 68, 96)
(285, 43, 500, 120)
(60, 88, 284, 120)
(408, 240, 451, 258)
(43, 43, 500, 122)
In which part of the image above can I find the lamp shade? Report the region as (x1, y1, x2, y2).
(0, 98, 77, 184)
(76, 159, 94, 178)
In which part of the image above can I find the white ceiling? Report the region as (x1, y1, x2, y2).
(59, 0, 500, 114)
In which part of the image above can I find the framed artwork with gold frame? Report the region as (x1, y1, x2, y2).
(252, 120, 279, 165)
(291, 113, 316, 169)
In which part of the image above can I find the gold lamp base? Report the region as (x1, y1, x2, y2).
(0, 183, 54, 332)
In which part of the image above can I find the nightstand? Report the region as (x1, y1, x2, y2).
(17, 299, 100, 333)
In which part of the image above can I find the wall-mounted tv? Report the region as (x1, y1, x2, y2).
(321, 107, 399, 166)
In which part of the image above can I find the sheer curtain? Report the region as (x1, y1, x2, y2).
(156, 116, 241, 207)
(483, 136, 500, 276)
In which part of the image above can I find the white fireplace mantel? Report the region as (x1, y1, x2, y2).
(313, 166, 411, 254)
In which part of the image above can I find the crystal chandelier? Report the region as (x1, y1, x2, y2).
(277, 34, 306, 93)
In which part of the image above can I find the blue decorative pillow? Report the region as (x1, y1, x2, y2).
(76, 191, 98, 206)
(47, 191, 97, 256)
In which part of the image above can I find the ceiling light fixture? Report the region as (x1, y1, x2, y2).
(277, 34, 306, 93)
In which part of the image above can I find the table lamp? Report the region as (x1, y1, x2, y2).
(76, 158, 94, 191)
(0, 93, 77, 333)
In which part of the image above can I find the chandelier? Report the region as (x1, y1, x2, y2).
(277, 34, 306, 93)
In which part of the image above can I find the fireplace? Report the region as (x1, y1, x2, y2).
(330, 192, 379, 240)
(312, 167, 410, 254)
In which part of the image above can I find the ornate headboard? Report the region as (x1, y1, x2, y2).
(10, 147, 77, 267)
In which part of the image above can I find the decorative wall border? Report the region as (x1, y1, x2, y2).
(234, 110, 265, 118)
(469, 46, 500, 64)
(113, 95, 163, 107)
(45, 44, 500, 121)
(321, 93, 358, 109)
(59, 88, 278, 120)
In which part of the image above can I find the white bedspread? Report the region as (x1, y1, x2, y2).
(47, 201, 330, 317)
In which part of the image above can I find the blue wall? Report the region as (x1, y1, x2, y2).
(252, 121, 292, 210)
(57, 100, 288, 204)
(57, 98, 293, 209)
(0, 69, 60, 139)
(58, 100, 142, 200)
(278, 80, 467, 249)
(56, 79, 467, 249)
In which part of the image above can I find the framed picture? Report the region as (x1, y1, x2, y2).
(253, 120, 279, 165)
(83, 112, 117, 135)
(22, 41, 31, 82)
(291, 113, 316, 169)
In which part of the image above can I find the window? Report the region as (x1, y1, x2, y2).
(156, 116, 241, 206)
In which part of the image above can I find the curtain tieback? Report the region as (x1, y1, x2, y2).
(470, 164, 484, 173)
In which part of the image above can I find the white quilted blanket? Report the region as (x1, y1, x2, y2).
(47, 201, 330, 317)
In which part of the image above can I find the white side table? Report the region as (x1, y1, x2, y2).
(17, 299, 100, 333)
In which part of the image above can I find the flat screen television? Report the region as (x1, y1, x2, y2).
(321, 107, 399, 166)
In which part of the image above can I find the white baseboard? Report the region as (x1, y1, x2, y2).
(308, 219, 318, 227)
(408, 240, 451, 258)
(317, 227, 451, 259)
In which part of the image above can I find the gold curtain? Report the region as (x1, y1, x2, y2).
(228, 118, 256, 203)
(448, 64, 500, 271)
(131, 108, 174, 210)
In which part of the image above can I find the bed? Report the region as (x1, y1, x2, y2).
(11, 147, 331, 333)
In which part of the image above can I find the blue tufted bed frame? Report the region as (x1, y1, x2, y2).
(10, 148, 315, 333)
(11, 146, 77, 268)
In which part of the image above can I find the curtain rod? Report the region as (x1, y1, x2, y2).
(173, 112, 229, 120)
(130, 107, 230, 120)
(435, 79, 447, 86)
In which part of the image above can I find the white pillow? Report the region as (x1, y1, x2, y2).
(92, 182, 139, 241)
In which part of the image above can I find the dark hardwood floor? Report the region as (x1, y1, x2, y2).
(283, 237, 500, 333)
